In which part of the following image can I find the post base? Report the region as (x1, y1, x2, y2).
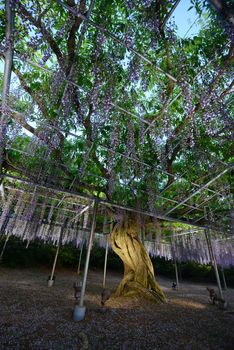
(73, 305, 86, 321)
(47, 279, 54, 287)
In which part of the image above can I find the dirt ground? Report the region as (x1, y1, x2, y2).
(0, 266, 233, 350)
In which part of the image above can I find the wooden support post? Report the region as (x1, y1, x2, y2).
(172, 230, 179, 289)
(205, 230, 224, 299)
(73, 200, 98, 321)
(0, 212, 11, 261)
(77, 241, 84, 275)
(221, 266, 227, 290)
(0, 0, 15, 172)
(0, 233, 10, 261)
(48, 219, 67, 287)
(103, 222, 113, 289)
(174, 259, 179, 289)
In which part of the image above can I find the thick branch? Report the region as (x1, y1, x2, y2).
(219, 79, 234, 99)
(73, 99, 110, 182)
(11, 109, 35, 134)
(160, 0, 181, 30)
(166, 41, 175, 96)
(208, 0, 234, 27)
(66, 0, 86, 67)
(18, 2, 65, 67)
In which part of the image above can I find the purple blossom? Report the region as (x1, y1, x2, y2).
(0, 195, 14, 231)
(142, 0, 153, 8)
(107, 170, 116, 196)
(125, 0, 136, 10)
(0, 36, 13, 55)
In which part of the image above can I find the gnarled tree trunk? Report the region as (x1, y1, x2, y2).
(110, 219, 166, 303)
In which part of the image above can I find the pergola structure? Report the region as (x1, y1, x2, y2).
(0, 0, 233, 320)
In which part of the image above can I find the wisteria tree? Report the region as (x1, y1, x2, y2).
(0, 0, 233, 301)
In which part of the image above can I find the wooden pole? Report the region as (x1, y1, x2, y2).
(103, 222, 113, 289)
(174, 259, 179, 289)
(221, 266, 227, 290)
(172, 230, 179, 289)
(77, 241, 84, 275)
(0, 233, 10, 261)
(79, 200, 98, 307)
(0, 0, 15, 172)
(205, 230, 223, 299)
(48, 219, 67, 286)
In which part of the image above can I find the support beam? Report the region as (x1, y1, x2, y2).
(73, 199, 98, 321)
(5, 184, 87, 208)
(71, 205, 90, 222)
(110, 103, 151, 126)
(221, 266, 227, 290)
(102, 222, 113, 289)
(47, 242, 60, 287)
(6, 146, 206, 214)
(0, 183, 5, 201)
(102, 235, 109, 289)
(7, 141, 226, 221)
(77, 241, 84, 275)
(193, 202, 231, 225)
(0, 233, 10, 261)
(174, 259, 179, 289)
(178, 193, 218, 219)
(167, 228, 203, 239)
(0, 0, 15, 172)
(0, 211, 11, 261)
(205, 230, 223, 299)
(172, 232, 179, 289)
(165, 165, 233, 216)
(0, 172, 227, 231)
(47, 219, 67, 287)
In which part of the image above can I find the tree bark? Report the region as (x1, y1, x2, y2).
(110, 219, 166, 303)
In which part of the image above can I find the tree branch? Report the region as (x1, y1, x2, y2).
(166, 41, 175, 96)
(13, 68, 50, 119)
(66, 0, 86, 67)
(164, 43, 234, 172)
(11, 109, 36, 134)
(17, 2, 65, 67)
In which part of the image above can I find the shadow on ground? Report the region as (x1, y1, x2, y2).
(0, 267, 233, 350)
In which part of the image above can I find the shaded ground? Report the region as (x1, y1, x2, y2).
(0, 266, 233, 350)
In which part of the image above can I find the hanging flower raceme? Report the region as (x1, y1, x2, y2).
(128, 58, 142, 82)
(106, 114, 121, 177)
(78, 144, 94, 180)
(126, 118, 137, 160)
(146, 175, 157, 214)
(0, 193, 14, 233)
(39, 201, 47, 224)
(23, 190, 38, 221)
(107, 170, 116, 197)
(36, 123, 61, 150)
(13, 191, 26, 218)
(50, 68, 66, 105)
(83, 208, 89, 229)
(0, 37, 13, 56)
